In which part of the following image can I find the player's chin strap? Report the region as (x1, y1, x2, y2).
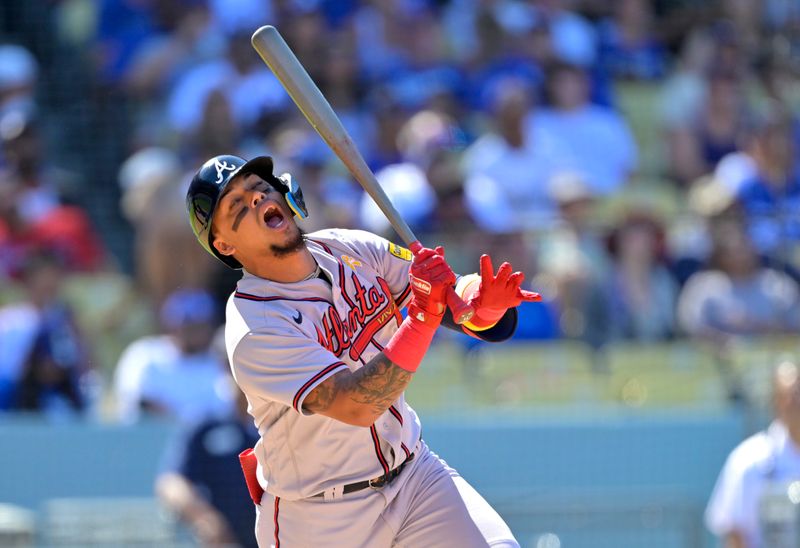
(277, 173, 309, 219)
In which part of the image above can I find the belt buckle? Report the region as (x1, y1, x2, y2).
(368, 476, 387, 489)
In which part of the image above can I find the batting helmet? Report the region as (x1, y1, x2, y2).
(186, 155, 308, 269)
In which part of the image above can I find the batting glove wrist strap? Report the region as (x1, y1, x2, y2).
(383, 305, 441, 372)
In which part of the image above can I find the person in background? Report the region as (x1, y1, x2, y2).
(526, 61, 637, 196)
(607, 212, 678, 342)
(0, 44, 38, 120)
(734, 112, 800, 265)
(117, 147, 218, 306)
(156, 329, 259, 548)
(597, 0, 667, 81)
(677, 220, 800, 341)
(706, 361, 800, 548)
(166, 30, 288, 142)
(536, 172, 613, 350)
(0, 109, 105, 279)
(113, 289, 233, 424)
(666, 67, 751, 185)
(462, 77, 557, 233)
(0, 252, 93, 416)
(359, 109, 466, 241)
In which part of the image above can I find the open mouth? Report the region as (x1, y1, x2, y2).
(263, 204, 286, 229)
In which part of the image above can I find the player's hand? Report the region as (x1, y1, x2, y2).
(409, 245, 457, 319)
(189, 507, 236, 547)
(462, 254, 540, 330)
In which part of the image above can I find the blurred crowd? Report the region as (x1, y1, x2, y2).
(0, 0, 800, 420)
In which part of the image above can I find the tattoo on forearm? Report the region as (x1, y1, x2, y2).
(347, 354, 413, 415)
(303, 354, 412, 416)
(303, 375, 339, 412)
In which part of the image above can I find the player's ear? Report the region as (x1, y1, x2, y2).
(213, 238, 236, 257)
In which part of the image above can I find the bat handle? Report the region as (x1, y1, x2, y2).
(408, 241, 474, 325)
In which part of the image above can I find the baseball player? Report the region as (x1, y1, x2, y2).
(186, 154, 540, 547)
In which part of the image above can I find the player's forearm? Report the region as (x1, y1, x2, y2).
(156, 473, 222, 526)
(157, 473, 235, 544)
(303, 352, 413, 426)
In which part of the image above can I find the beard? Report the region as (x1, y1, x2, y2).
(269, 226, 306, 258)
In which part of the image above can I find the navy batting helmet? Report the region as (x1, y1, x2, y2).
(186, 155, 308, 269)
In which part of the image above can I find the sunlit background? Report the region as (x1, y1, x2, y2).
(1, 0, 800, 546)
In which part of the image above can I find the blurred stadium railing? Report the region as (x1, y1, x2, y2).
(0, 392, 762, 547)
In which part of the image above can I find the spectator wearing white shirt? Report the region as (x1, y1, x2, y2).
(0, 44, 38, 121)
(706, 361, 800, 548)
(677, 221, 800, 341)
(359, 110, 467, 238)
(114, 289, 233, 424)
(525, 61, 637, 196)
(463, 78, 558, 233)
(536, 173, 614, 350)
(166, 31, 288, 138)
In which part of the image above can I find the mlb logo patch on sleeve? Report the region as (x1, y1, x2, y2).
(389, 243, 412, 261)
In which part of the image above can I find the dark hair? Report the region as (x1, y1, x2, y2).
(20, 250, 63, 281)
(606, 212, 667, 262)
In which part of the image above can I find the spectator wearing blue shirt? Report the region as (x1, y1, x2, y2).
(597, 0, 667, 81)
(735, 113, 800, 263)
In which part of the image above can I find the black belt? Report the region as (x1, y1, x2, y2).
(313, 453, 414, 498)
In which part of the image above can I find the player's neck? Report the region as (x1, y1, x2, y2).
(786, 422, 800, 450)
(247, 246, 317, 283)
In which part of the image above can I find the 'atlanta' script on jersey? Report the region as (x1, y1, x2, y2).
(316, 275, 402, 362)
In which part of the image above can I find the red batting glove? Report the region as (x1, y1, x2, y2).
(460, 254, 541, 331)
(408, 245, 457, 321)
(384, 246, 456, 372)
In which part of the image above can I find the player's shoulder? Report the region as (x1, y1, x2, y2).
(224, 289, 310, 351)
(121, 335, 176, 358)
(724, 429, 777, 479)
(682, 270, 731, 294)
(115, 335, 177, 379)
(225, 289, 278, 331)
(308, 228, 412, 262)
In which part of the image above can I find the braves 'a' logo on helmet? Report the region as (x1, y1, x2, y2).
(214, 159, 238, 185)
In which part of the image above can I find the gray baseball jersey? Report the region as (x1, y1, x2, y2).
(225, 228, 419, 500)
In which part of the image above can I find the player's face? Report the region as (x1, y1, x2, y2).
(211, 173, 304, 264)
(775, 363, 800, 428)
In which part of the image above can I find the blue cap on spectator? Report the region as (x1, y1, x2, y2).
(160, 289, 216, 329)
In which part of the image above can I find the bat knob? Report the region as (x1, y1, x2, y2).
(408, 241, 424, 255)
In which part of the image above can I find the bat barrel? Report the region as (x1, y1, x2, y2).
(251, 25, 473, 324)
(251, 26, 417, 246)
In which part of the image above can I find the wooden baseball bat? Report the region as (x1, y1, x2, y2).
(251, 25, 474, 324)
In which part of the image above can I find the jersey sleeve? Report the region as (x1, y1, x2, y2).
(231, 326, 350, 415)
(113, 340, 149, 423)
(704, 449, 749, 537)
(338, 229, 412, 308)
